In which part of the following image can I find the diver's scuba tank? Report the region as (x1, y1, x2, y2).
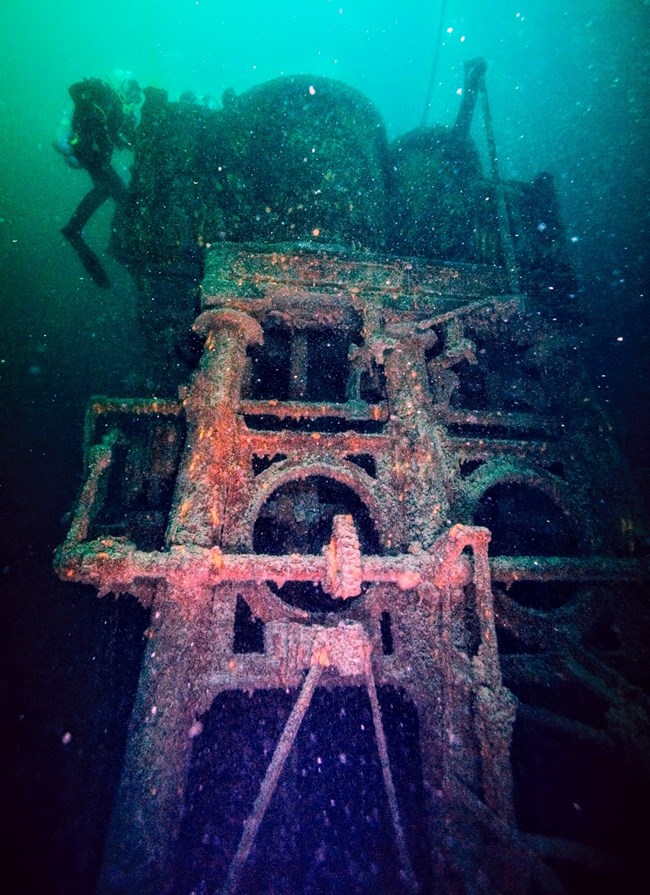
(110, 69, 143, 130)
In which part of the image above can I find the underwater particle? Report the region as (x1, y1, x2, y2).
(537, 222, 547, 231)
(28, 364, 42, 376)
(571, 235, 580, 243)
(309, 85, 316, 95)
(62, 732, 72, 745)
(312, 228, 321, 237)
(616, 336, 624, 342)
(188, 720, 203, 738)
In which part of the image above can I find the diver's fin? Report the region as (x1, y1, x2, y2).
(61, 227, 111, 288)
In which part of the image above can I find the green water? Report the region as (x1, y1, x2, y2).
(1, 3, 648, 510)
(1, 4, 648, 522)
(1, 2, 648, 891)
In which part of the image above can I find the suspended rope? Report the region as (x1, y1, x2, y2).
(420, 0, 449, 128)
(478, 74, 520, 292)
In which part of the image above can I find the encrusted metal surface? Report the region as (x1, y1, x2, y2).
(57, 72, 649, 895)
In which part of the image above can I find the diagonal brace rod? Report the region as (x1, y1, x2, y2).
(365, 662, 419, 894)
(219, 661, 323, 895)
(219, 628, 419, 895)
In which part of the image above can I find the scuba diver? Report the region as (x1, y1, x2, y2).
(56, 76, 142, 287)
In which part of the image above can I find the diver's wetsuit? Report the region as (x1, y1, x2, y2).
(62, 78, 136, 286)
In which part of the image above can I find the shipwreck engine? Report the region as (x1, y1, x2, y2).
(56, 66, 649, 895)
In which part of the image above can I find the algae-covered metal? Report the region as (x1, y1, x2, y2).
(57, 70, 649, 895)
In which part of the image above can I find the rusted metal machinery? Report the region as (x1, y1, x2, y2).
(57, 68, 649, 895)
